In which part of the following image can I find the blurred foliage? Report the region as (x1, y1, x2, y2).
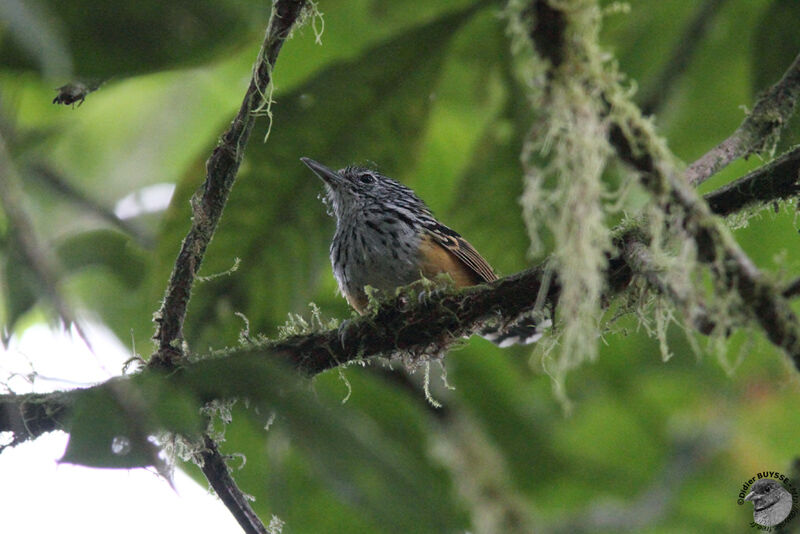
(2, 0, 800, 532)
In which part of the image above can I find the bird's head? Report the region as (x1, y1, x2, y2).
(745, 479, 789, 511)
(301, 157, 426, 222)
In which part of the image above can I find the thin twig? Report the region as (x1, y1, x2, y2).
(685, 51, 800, 185)
(784, 277, 800, 299)
(703, 144, 800, 216)
(198, 435, 268, 534)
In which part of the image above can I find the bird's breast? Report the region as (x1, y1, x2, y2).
(330, 216, 423, 311)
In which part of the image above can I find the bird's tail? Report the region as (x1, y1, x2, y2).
(480, 311, 552, 347)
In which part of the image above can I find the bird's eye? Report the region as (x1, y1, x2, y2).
(359, 174, 375, 184)
(765, 486, 772, 493)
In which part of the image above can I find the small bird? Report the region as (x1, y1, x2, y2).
(301, 157, 546, 346)
(745, 478, 793, 527)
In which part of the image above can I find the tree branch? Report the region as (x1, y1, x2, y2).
(151, 0, 308, 368)
(522, 0, 800, 368)
(146, 2, 308, 533)
(611, 114, 800, 371)
(622, 241, 716, 335)
(0, 391, 71, 450)
(198, 435, 268, 534)
(703, 144, 800, 216)
(784, 277, 800, 300)
(685, 51, 800, 185)
(2, 144, 799, 444)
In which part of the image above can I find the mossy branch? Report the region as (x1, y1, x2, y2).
(610, 112, 800, 369)
(684, 51, 800, 186)
(3, 140, 800, 443)
(151, 0, 308, 369)
(146, 2, 308, 533)
(622, 241, 716, 336)
(703, 144, 800, 216)
(517, 0, 800, 370)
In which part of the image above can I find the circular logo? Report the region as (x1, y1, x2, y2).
(738, 472, 799, 529)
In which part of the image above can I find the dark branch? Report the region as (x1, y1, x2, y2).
(0, 391, 71, 449)
(271, 264, 559, 376)
(2, 143, 798, 444)
(151, 0, 308, 367)
(703, 145, 800, 216)
(524, 0, 566, 70)
(147, 2, 308, 532)
(198, 436, 268, 534)
(611, 116, 800, 370)
(685, 51, 800, 185)
(523, 1, 800, 368)
(783, 277, 800, 300)
(622, 241, 716, 335)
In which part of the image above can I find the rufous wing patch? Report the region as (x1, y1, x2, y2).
(420, 227, 497, 287)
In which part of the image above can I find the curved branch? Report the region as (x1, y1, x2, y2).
(613, 117, 800, 369)
(522, 1, 800, 368)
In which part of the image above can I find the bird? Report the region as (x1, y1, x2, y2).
(301, 157, 547, 346)
(745, 478, 794, 527)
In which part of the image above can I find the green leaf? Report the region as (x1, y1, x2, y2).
(62, 376, 204, 468)
(62, 384, 161, 468)
(2, 239, 40, 333)
(0, 0, 258, 78)
(57, 229, 146, 288)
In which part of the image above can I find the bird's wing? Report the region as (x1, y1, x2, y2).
(424, 223, 498, 284)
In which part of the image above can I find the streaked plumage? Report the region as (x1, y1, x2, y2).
(745, 478, 793, 527)
(302, 157, 545, 346)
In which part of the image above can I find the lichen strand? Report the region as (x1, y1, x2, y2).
(278, 302, 339, 338)
(510, 0, 616, 393)
(507, 0, 768, 392)
(602, 49, 800, 366)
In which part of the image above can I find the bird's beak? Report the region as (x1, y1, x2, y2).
(745, 491, 756, 502)
(301, 157, 344, 187)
